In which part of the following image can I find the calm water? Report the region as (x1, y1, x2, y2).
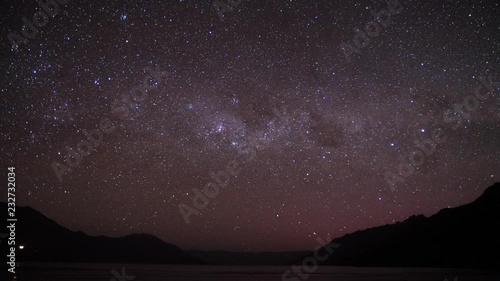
(5, 263, 500, 281)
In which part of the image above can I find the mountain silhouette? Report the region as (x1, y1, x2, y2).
(307, 182, 500, 270)
(1, 182, 498, 268)
(0, 203, 200, 264)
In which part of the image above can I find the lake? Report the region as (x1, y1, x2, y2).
(5, 263, 500, 281)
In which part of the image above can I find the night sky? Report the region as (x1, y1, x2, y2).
(1, 0, 499, 252)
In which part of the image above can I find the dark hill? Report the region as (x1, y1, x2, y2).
(309, 182, 500, 270)
(0, 203, 200, 264)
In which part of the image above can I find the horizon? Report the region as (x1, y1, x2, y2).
(2, 181, 498, 253)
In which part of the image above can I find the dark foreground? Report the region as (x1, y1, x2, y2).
(4, 263, 500, 281)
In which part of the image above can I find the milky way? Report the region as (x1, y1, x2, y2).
(1, 0, 499, 251)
